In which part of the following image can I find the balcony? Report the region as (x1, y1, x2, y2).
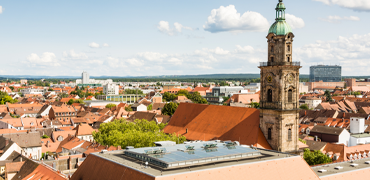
(259, 61, 300, 67)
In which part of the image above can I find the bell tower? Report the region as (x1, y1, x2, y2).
(259, 0, 301, 153)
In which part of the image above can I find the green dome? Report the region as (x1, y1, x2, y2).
(268, 21, 292, 36)
(276, 2, 285, 9)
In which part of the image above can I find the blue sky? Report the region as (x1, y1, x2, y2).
(0, 0, 369, 77)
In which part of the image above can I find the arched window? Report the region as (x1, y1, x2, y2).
(287, 57, 290, 62)
(287, 45, 290, 52)
(288, 89, 293, 103)
(268, 128, 272, 140)
(271, 46, 274, 52)
(268, 89, 273, 102)
(288, 129, 292, 141)
(271, 57, 274, 62)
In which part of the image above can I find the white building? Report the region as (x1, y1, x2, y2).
(20, 88, 46, 95)
(103, 83, 119, 95)
(244, 83, 260, 93)
(82, 71, 89, 84)
(305, 97, 322, 109)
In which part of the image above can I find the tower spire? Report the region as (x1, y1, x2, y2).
(275, 0, 286, 21)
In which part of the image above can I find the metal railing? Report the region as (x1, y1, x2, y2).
(259, 61, 300, 67)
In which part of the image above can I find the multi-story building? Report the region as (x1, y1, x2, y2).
(20, 79, 28, 85)
(20, 88, 46, 96)
(310, 65, 341, 82)
(49, 104, 77, 123)
(103, 83, 119, 95)
(162, 81, 181, 90)
(82, 71, 89, 84)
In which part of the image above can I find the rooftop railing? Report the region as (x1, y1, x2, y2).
(259, 61, 300, 67)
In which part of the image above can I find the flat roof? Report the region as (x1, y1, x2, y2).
(351, 134, 370, 138)
(312, 157, 370, 177)
(125, 142, 260, 169)
(91, 141, 298, 177)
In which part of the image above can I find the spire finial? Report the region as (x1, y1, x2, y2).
(279, 0, 283, 2)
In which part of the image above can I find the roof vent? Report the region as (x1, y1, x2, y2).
(365, 161, 370, 164)
(100, 150, 108, 154)
(318, 169, 327, 173)
(350, 163, 359, 167)
(334, 166, 343, 170)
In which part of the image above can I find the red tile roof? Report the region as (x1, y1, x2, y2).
(163, 103, 270, 149)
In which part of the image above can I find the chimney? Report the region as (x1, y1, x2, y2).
(20, 157, 22, 162)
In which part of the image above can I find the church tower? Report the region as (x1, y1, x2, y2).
(259, 0, 301, 153)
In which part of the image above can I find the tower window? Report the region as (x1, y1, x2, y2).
(287, 57, 290, 62)
(288, 89, 293, 103)
(268, 89, 273, 102)
(271, 46, 274, 52)
(287, 45, 290, 52)
(288, 129, 292, 141)
(271, 57, 274, 62)
(268, 128, 272, 140)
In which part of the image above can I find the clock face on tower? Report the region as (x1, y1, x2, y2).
(266, 75, 273, 83)
(288, 75, 294, 83)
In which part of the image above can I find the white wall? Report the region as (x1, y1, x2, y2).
(338, 129, 350, 145)
(23, 147, 42, 160)
(349, 136, 370, 147)
(350, 117, 365, 134)
(0, 143, 22, 160)
(136, 104, 147, 112)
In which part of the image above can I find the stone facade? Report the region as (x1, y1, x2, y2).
(259, 31, 301, 152)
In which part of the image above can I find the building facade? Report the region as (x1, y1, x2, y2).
(309, 65, 341, 82)
(82, 71, 89, 84)
(259, 0, 300, 153)
(103, 83, 119, 95)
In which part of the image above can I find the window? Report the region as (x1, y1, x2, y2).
(287, 45, 290, 52)
(287, 57, 290, 62)
(271, 57, 274, 62)
(271, 46, 274, 52)
(268, 128, 272, 140)
(268, 89, 273, 102)
(288, 89, 293, 103)
(288, 129, 292, 141)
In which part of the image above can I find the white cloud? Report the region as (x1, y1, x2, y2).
(174, 22, 193, 32)
(203, 5, 270, 33)
(314, 0, 370, 11)
(103, 43, 109, 47)
(320, 15, 360, 23)
(157, 21, 193, 36)
(157, 21, 173, 36)
(26, 52, 60, 66)
(126, 58, 144, 66)
(89, 42, 100, 48)
(137, 52, 168, 61)
(167, 58, 182, 65)
(285, 14, 305, 29)
(0, 6, 3, 14)
(204, 47, 230, 55)
(235, 45, 254, 53)
(295, 33, 370, 75)
(63, 50, 88, 59)
(88, 60, 104, 65)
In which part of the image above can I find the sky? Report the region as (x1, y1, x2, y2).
(0, 0, 370, 77)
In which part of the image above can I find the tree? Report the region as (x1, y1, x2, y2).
(222, 97, 230, 102)
(59, 93, 68, 98)
(75, 86, 79, 91)
(48, 88, 54, 91)
(176, 90, 189, 96)
(300, 104, 309, 110)
(42, 135, 50, 139)
(92, 119, 186, 148)
(324, 90, 332, 102)
(67, 99, 75, 105)
(250, 102, 260, 108)
(106, 103, 117, 108)
(147, 104, 152, 110)
(344, 82, 347, 89)
(303, 148, 332, 166)
(163, 92, 177, 102)
(125, 106, 133, 112)
(9, 86, 14, 91)
(74, 99, 85, 104)
(186, 92, 207, 104)
(0, 92, 17, 105)
(162, 102, 179, 116)
(219, 81, 228, 86)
